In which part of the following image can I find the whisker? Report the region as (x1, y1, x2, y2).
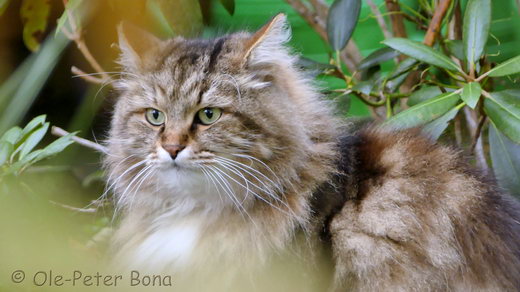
(200, 167, 224, 205)
(215, 157, 284, 203)
(213, 161, 293, 217)
(216, 156, 283, 193)
(207, 166, 256, 226)
(128, 167, 156, 211)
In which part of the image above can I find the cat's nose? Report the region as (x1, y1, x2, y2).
(163, 144, 185, 160)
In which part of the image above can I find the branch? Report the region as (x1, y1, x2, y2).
(463, 108, 488, 173)
(470, 115, 487, 153)
(71, 66, 105, 84)
(51, 126, 108, 153)
(423, 0, 453, 46)
(385, 0, 407, 38)
(60, 0, 110, 84)
(284, 0, 362, 73)
(367, 0, 392, 39)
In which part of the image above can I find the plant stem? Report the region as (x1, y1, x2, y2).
(367, 0, 392, 39)
(51, 126, 107, 153)
(424, 0, 453, 46)
(60, 0, 110, 83)
(470, 115, 487, 153)
(284, 0, 362, 73)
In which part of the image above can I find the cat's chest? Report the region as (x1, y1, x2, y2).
(128, 217, 204, 271)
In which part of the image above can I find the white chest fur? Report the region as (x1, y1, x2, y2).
(129, 218, 203, 272)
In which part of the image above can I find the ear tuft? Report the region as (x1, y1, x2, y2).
(243, 13, 291, 64)
(117, 22, 163, 71)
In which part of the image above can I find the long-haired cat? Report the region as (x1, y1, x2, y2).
(104, 14, 520, 291)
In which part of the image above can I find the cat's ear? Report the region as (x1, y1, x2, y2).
(242, 13, 291, 65)
(117, 22, 163, 71)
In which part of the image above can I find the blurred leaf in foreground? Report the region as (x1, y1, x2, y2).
(20, 0, 51, 51)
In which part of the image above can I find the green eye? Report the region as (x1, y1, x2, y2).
(145, 108, 165, 126)
(197, 107, 222, 125)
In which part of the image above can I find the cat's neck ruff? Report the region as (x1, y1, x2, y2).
(111, 168, 309, 274)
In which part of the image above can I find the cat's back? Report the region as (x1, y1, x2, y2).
(328, 127, 520, 291)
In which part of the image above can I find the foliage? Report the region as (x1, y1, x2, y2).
(306, 0, 520, 197)
(0, 115, 77, 178)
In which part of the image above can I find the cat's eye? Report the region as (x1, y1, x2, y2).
(197, 107, 222, 125)
(145, 108, 166, 126)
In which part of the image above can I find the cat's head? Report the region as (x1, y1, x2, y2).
(105, 14, 339, 213)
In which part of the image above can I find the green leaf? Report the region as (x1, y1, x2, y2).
(327, 0, 361, 51)
(7, 132, 76, 175)
(56, 0, 83, 36)
(8, 149, 43, 174)
(219, 0, 234, 15)
(463, 0, 491, 70)
(386, 58, 418, 81)
(407, 86, 443, 106)
(146, 0, 202, 37)
(0, 0, 11, 15)
(18, 122, 49, 160)
(296, 57, 335, 74)
(358, 47, 399, 71)
(382, 38, 459, 71)
(36, 132, 76, 161)
(385, 91, 461, 129)
(0, 127, 22, 144)
(445, 39, 464, 60)
(484, 91, 520, 143)
(19, 114, 46, 140)
(489, 124, 520, 197)
(422, 105, 462, 140)
(0, 31, 70, 134)
(20, 0, 51, 52)
(0, 142, 13, 166)
(461, 82, 482, 109)
(487, 55, 520, 77)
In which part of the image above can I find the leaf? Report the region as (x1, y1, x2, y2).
(7, 132, 76, 175)
(484, 91, 520, 143)
(56, 0, 83, 36)
(0, 127, 22, 144)
(422, 105, 461, 140)
(146, 0, 203, 37)
(20, 0, 51, 52)
(0, 0, 11, 15)
(487, 55, 520, 77)
(463, 0, 491, 70)
(0, 32, 70, 134)
(19, 122, 49, 160)
(461, 82, 482, 109)
(36, 132, 76, 160)
(383, 38, 459, 71)
(385, 91, 461, 129)
(0, 142, 13, 166)
(326, 0, 362, 51)
(407, 86, 443, 106)
(489, 123, 520, 197)
(296, 57, 335, 75)
(358, 47, 399, 71)
(445, 39, 464, 61)
(386, 58, 418, 81)
(19, 114, 46, 140)
(219, 0, 234, 15)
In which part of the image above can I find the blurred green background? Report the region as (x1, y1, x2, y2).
(1, 0, 520, 290)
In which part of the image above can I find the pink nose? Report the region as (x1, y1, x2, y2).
(163, 144, 185, 160)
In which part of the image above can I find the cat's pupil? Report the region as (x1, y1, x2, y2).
(204, 108, 213, 119)
(152, 110, 159, 120)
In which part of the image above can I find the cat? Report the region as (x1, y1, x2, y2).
(104, 14, 520, 291)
